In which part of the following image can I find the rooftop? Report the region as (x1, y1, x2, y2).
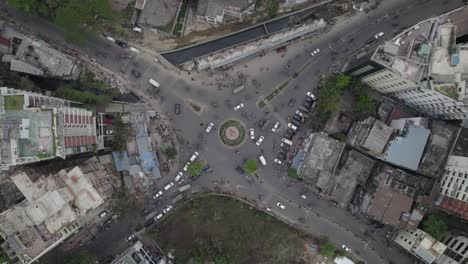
(383, 124, 430, 171)
(451, 127, 468, 157)
(299, 133, 345, 187)
(197, 0, 255, 18)
(347, 117, 393, 157)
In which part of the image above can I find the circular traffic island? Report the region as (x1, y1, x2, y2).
(219, 119, 246, 147)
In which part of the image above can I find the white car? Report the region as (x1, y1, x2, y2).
(164, 182, 174, 191)
(249, 128, 255, 139)
(288, 123, 298, 131)
(266, 208, 272, 212)
(233, 103, 244, 111)
(106, 36, 116, 42)
(256, 136, 264, 146)
(310, 48, 320, 56)
(183, 162, 190, 171)
(306, 92, 316, 100)
(163, 205, 173, 214)
(153, 190, 163, 199)
(106, 130, 114, 135)
(274, 158, 283, 165)
(276, 202, 286, 210)
(206, 122, 214, 133)
(175, 172, 183, 182)
(154, 213, 163, 220)
(301, 194, 307, 199)
(374, 32, 384, 39)
(295, 110, 304, 118)
(99, 211, 108, 218)
(127, 234, 135, 242)
(189, 151, 199, 162)
(272, 122, 280, 132)
(352, 4, 363, 11)
(341, 244, 351, 252)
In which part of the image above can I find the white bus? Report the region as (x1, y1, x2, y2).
(149, 78, 160, 88)
(259, 155, 267, 166)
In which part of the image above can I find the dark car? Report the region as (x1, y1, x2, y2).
(175, 103, 181, 114)
(135, 224, 144, 232)
(277, 153, 286, 160)
(116, 40, 128, 48)
(305, 96, 314, 103)
(236, 166, 245, 174)
(291, 119, 301, 127)
(293, 114, 302, 122)
(131, 69, 141, 78)
(287, 128, 296, 135)
(303, 101, 313, 109)
(153, 200, 162, 207)
(284, 132, 293, 140)
(144, 219, 154, 228)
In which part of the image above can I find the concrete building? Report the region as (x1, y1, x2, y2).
(358, 164, 433, 228)
(111, 240, 165, 264)
(197, 0, 256, 24)
(0, 87, 99, 170)
(440, 234, 468, 264)
(436, 128, 468, 221)
(347, 117, 430, 171)
(346, 6, 468, 121)
(394, 229, 447, 264)
(0, 158, 117, 264)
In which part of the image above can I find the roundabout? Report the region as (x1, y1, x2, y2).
(218, 119, 246, 147)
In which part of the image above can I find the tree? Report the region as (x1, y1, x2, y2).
(422, 215, 448, 241)
(319, 241, 336, 257)
(7, 0, 60, 17)
(243, 159, 258, 175)
(287, 168, 298, 178)
(187, 160, 203, 177)
(351, 81, 376, 116)
(112, 115, 133, 152)
(54, 85, 111, 106)
(265, 0, 279, 17)
(111, 191, 138, 218)
(316, 74, 352, 115)
(163, 147, 177, 159)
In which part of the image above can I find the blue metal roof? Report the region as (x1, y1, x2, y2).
(290, 150, 303, 170)
(112, 151, 129, 172)
(383, 125, 430, 171)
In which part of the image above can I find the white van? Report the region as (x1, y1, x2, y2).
(132, 27, 142, 33)
(149, 79, 160, 88)
(189, 151, 199, 162)
(129, 46, 141, 54)
(281, 138, 293, 146)
(259, 155, 267, 166)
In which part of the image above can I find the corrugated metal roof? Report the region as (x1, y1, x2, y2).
(383, 125, 430, 171)
(112, 151, 129, 172)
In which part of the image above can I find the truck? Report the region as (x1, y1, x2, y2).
(281, 138, 293, 146)
(179, 184, 191, 192)
(171, 194, 184, 204)
(232, 85, 245, 94)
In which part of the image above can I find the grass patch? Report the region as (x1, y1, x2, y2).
(287, 168, 298, 178)
(3, 95, 24, 110)
(145, 195, 307, 264)
(187, 160, 203, 177)
(243, 158, 258, 175)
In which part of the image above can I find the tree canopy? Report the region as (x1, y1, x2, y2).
(422, 215, 448, 241)
(316, 74, 351, 115)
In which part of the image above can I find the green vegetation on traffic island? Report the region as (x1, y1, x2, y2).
(146, 195, 310, 264)
(319, 238, 345, 258)
(243, 158, 258, 175)
(218, 120, 246, 147)
(187, 160, 203, 177)
(422, 215, 448, 241)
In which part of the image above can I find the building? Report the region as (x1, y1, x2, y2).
(111, 241, 165, 264)
(0, 158, 118, 264)
(439, 234, 468, 264)
(346, 6, 468, 121)
(197, 0, 256, 24)
(0, 87, 99, 170)
(394, 229, 447, 264)
(347, 117, 430, 171)
(435, 128, 468, 221)
(356, 164, 434, 228)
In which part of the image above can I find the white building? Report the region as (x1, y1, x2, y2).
(394, 229, 447, 264)
(196, 0, 256, 24)
(346, 6, 468, 121)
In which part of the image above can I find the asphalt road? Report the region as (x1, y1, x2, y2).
(2, 0, 467, 263)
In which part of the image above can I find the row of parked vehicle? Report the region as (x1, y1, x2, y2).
(275, 92, 317, 165)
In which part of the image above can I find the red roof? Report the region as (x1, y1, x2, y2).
(0, 36, 10, 47)
(387, 108, 413, 123)
(438, 196, 468, 221)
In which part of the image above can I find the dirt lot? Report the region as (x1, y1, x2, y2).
(145, 195, 332, 264)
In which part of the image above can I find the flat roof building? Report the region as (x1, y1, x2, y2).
(0, 87, 99, 170)
(394, 229, 447, 264)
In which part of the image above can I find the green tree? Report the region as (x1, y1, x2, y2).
(319, 241, 336, 257)
(187, 160, 203, 177)
(112, 191, 138, 218)
(163, 147, 177, 159)
(422, 215, 448, 241)
(18, 76, 37, 91)
(111, 115, 133, 152)
(243, 159, 258, 175)
(335, 74, 351, 89)
(287, 168, 298, 178)
(351, 81, 375, 116)
(316, 74, 351, 115)
(54, 85, 111, 106)
(265, 0, 279, 17)
(7, 0, 60, 17)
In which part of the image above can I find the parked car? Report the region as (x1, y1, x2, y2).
(131, 69, 141, 78)
(287, 123, 298, 131)
(284, 132, 293, 140)
(175, 103, 181, 114)
(295, 110, 304, 118)
(189, 152, 199, 162)
(116, 40, 128, 48)
(236, 166, 245, 174)
(234, 103, 244, 111)
(183, 162, 190, 171)
(249, 128, 255, 139)
(154, 213, 163, 220)
(135, 225, 143, 232)
(144, 219, 154, 227)
(256, 136, 265, 146)
(274, 158, 283, 165)
(99, 211, 108, 218)
(310, 48, 320, 56)
(293, 114, 302, 122)
(105, 35, 116, 42)
(206, 122, 214, 133)
(341, 244, 351, 252)
(374, 32, 384, 39)
(306, 92, 316, 100)
(163, 205, 173, 214)
(175, 172, 183, 182)
(271, 122, 280, 132)
(127, 234, 135, 242)
(291, 119, 301, 127)
(276, 202, 286, 209)
(353, 4, 363, 11)
(106, 130, 114, 135)
(153, 191, 163, 199)
(164, 182, 174, 191)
